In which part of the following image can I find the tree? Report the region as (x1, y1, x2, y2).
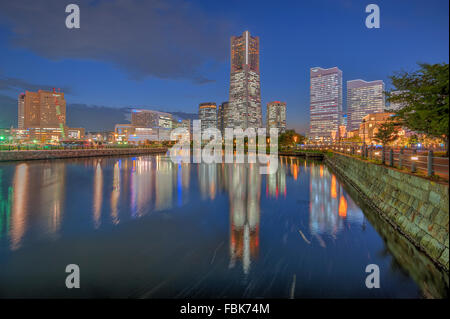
(278, 130, 304, 148)
(373, 121, 399, 147)
(387, 63, 449, 153)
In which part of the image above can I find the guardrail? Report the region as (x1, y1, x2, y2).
(299, 144, 449, 181)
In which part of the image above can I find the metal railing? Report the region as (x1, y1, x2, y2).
(299, 143, 449, 181)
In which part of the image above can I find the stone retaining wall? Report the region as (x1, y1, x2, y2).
(325, 152, 449, 271)
(0, 148, 168, 162)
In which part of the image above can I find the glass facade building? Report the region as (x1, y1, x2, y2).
(347, 79, 385, 132)
(309, 67, 343, 141)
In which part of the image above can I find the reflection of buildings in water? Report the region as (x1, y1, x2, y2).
(228, 163, 260, 275)
(111, 161, 121, 224)
(130, 158, 153, 218)
(10, 164, 29, 250)
(92, 156, 189, 224)
(309, 164, 364, 236)
(175, 163, 191, 207)
(41, 163, 66, 237)
(266, 161, 286, 199)
(309, 164, 342, 236)
(155, 157, 174, 211)
(290, 159, 299, 180)
(198, 163, 217, 200)
(93, 161, 103, 228)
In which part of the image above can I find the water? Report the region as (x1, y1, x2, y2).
(0, 155, 447, 298)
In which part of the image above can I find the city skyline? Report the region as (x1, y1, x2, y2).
(0, 0, 448, 134)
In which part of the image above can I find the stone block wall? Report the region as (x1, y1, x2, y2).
(326, 152, 449, 271)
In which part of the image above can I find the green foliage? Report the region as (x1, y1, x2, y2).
(387, 63, 449, 144)
(278, 129, 305, 146)
(373, 121, 399, 146)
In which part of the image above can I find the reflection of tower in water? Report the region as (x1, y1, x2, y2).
(228, 163, 260, 274)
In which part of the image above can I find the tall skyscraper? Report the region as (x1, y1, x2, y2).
(229, 31, 262, 129)
(266, 101, 286, 133)
(198, 102, 217, 131)
(347, 79, 385, 132)
(309, 67, 343, 141)
(18, 89, 66, 130)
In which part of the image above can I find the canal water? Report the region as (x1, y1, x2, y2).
(0, 155, 447, 298)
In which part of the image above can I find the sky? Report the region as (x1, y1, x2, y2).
(0, 0, 448, 134)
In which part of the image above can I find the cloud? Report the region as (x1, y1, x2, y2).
(0, 76, 73, 94)
(0, 0, 231, 83)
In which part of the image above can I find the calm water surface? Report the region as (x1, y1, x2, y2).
(0, 155, 447, 298)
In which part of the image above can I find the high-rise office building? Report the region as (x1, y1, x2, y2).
(18, 89, 66, 130)
(217, 101, 233, 135)
(198, 102, 217, 131)
(347, 79, 385, 132)
(229, 31, 262, 129)
(266, 101, 286, 133)
(309, 67, 343, 141)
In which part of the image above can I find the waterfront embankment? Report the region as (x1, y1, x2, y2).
(278, 151, 324, 159)
(325, 152, 449, 271)
(0, 147, 168, 162)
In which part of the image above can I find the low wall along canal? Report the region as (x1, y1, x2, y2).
(325, 152, 449, 271)
(0, 147, 168, 162)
